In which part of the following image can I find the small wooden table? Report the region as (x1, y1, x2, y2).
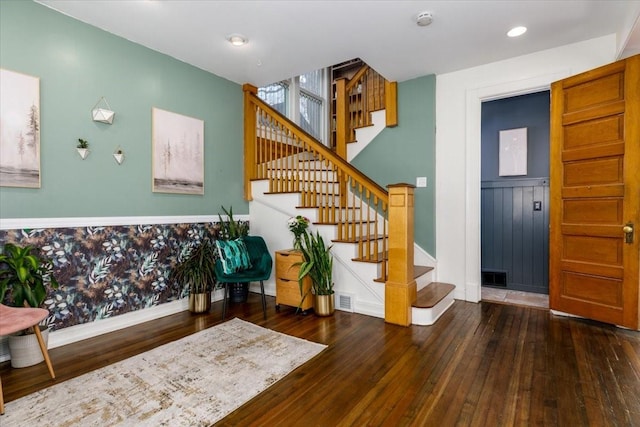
(275, 249, 313, 313)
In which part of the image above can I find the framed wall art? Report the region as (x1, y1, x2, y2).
(152, 107, 204, 195)
(0, 68, 41, 188)
(498, 127, 527, 177)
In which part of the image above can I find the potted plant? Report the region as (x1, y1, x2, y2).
(216, 206, 250, 303)
(0, 243, 59, 367)
(217, 205, 249, 241)
(297, 230, 335, 316)
(287, 215, 309, 251)
(169, 238, 216, 313)
(76, 138, 89, 159)
(113, 147, 124, 164)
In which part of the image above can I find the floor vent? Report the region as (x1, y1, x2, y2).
(336, 293, 354, 312)
(481, 271, 507, 288)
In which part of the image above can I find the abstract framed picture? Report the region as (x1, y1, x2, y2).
(152, 107, 204, 195)
(0, 68, 41, 188)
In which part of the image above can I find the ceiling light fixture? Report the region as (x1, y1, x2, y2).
(507, 26, 527, 37)
(227, 34, 248, 46)
(416, 11, 433, 27)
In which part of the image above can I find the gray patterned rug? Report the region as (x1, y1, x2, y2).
(3, 318, 326, 426)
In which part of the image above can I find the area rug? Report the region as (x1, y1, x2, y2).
(3, 318, 326, 426)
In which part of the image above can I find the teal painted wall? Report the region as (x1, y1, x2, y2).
(351, 75, 436, 255)
(0, 0, 246, 219)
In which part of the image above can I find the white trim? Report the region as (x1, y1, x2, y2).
(353, 300, 384, 319)
(412, 294, 455, 326)
(0, 214, 250, 230)
(463, 71, 571, 303)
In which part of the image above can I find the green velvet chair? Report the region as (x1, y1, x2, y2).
(214, 235, 272, 320)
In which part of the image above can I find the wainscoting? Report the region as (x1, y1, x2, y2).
(481, 178, 549, 294)
(0, 215, 249, 358)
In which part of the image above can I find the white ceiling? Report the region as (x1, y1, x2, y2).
(36, 0, 640, 87)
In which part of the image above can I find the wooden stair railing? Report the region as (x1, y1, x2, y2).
(245, 84, 389, 278)
(244, 84, 415, 325)
(334, 64, 397, 160)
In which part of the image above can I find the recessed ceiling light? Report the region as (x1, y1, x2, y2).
(507, 26, 527, 37)
(227, 34, 248, 46)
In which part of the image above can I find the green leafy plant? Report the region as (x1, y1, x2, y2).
(77, 138, 89, 149)
(169, 238, 216, 294)
(297, 230, 334, 302)
(0, 243, 59, 308)
(217, 206, 249, 240)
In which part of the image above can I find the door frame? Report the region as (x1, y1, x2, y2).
(464, 70, 572, 302)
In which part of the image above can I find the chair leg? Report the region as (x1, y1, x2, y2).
(222, 283, 229, 320)
(32, 325, 55, 379)
(260, 280, 267, 320)
(0, 375, 4, 415)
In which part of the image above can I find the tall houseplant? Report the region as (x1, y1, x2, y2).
(0, 242, 59, 367)
(170, 238, 216, 313)
(297, 230, 335, 316)
(217, 206, 250, 303)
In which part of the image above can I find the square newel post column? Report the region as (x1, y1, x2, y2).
(385, 183, 417, 326)
(243, 84, 258, 201)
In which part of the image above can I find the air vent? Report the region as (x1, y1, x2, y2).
(336, 293, 354, 312)
(481, 271, 507, 288)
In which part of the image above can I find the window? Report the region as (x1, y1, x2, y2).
(258, 68, 328, 143)
(257, 81, 289, 116)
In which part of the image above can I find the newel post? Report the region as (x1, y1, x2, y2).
(385, 183, 417, 326)
(243, 84, 257, 201)
(335, 78, 348, 159)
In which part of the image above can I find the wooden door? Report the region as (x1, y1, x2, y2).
(550, 54, 640, 329)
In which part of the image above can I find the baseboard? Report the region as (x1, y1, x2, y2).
(0, 289, 235, 362)
(353, 300, 384, 319)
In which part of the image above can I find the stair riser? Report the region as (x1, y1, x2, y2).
(269, 181, 340, 194)
(336, 222, 379, 239)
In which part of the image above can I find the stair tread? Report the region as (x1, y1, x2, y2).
(352, 252, 386, 263)
(333, 234, 385, 243)
(413, 282, 455, 309)
(373, 265, 434, 282)
(297, 205, 360, 209)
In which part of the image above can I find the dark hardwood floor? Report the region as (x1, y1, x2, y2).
(2, 293, 639, 426)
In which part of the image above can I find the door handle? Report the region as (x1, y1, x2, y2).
(623, 223, 634, 244)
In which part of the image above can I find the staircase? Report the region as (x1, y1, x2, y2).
(244, 67, 454, 326)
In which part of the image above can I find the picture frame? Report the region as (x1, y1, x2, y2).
(498, 127, 527, 177)
(152, 107, 204, 195)
(0, 68, 41, 188)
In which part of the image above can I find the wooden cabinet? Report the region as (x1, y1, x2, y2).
(275, 250, 313, 312)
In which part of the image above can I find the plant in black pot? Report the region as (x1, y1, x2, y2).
(170, 238, 216, 313)
(297, 230, 335, 316)
(0, 242, 59, 367)
(217, 206, 250, 303)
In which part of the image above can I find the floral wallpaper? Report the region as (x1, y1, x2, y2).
(0, 221, 235, 331)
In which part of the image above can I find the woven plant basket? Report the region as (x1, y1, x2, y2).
(8, 325, 49, 368)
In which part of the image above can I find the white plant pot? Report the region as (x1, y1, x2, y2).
(113, 153, 124, 164)
(77, 147, 89, 159)
(8, 325, 49, 368)
(92, 107, 115, 124)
